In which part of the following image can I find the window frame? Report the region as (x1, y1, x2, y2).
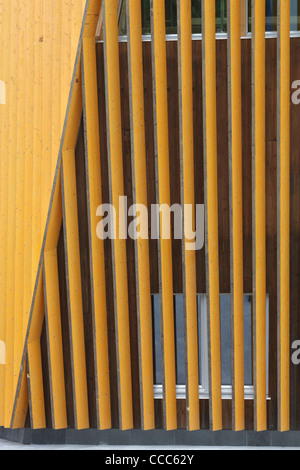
(153, 293, 270, 401)
(115, 0, 300, 43)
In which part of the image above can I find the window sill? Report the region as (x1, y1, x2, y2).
(153, 384, 271, 401)
(97, 31, 300, 45)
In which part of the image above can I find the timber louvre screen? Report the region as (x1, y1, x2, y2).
(0, 0, 293, 434)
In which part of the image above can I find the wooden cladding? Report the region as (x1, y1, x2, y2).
(0, 0, 298, 433)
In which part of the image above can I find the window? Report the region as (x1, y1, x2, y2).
(248, 0, 300, 33)
(152, 293, 269, 399)
(118, 0, 227, 36)
(118, 0, 300, 37)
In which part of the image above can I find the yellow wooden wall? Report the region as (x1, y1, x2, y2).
(0, 0, 87, 428)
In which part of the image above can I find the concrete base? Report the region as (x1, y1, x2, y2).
(1, 427, 300, 447)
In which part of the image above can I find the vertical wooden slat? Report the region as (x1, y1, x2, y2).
(42, 167, 66, 430)
(26, 0, 44, 429)
(151, 0, 177, 431)
(82, 34, 112, 430)
(42, 0, 53, 233)
(43, 248, 67, 430)
(71, 0, 83, 72)
(26, 274, 46, 429)
(252, 0, 267, 432)
(202, 0, 222, 431)
(126, 0, 155, 431)
(102, 0, 133, 431)
(5, 0, 19, 427)
(52, 1, 62, 181)
(228, 0, 245, 431)
(23, 0, 35, 340)
(27, 341, 45, 428)
(61, 148, 90, 430)
(61, 0, 72, 125)
(32, 0, 44, 286)
(0, 0, 9, 427)
(277, 0, 290, 432)
(14, 0, 26, 392)
(0, 13, 3, 418)
(177, 0, 200, 431)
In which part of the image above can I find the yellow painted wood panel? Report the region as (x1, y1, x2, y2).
(202, 0, 222, 432)
(26, 274, 46, 429)
(23, 0, 35, 341)
(177, 0, 200, 431)
(252, 0, 267, 432)
(0, 0, 9, 427)
(42, 0, 53, 234)
(14, 0, 26, 392)
(52, 1, 62, 182)
(126, 0, 155, 431)
(32, 0, 44, 282)
(103, 0, 133, 431)
(228, 0, 245, 432)
(43, 249, 67, 430)
(27, 340, 46, 429)
(278, 0, 290, 432)
(151, 0, 177, 431)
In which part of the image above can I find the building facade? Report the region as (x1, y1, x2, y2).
(0, 0, 300, 446)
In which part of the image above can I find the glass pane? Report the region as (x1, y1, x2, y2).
(152, 294, 202, 387)
(152, 294, 187, 386)
(197, 295, 202, 386)
(220, 295, 231, 385)
(219, 294, 253, 386)
(244, 295, 252, 386)
(291, 0, 300, 31)
(141, 0, 151, 34)
(174, 295, 185, 385)
(152, 294, 162, 385)
(266, 0, 277, 32)
(215, 0, 227, 33)
(248, 0, 300, 33)
(152, 293, 254, 387)
(192, 0, 202, 34)
(165, 0, 177, 34)
(118, 0, 127, 35)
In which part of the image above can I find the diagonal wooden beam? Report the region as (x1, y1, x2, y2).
(5, 0, 20, 428)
